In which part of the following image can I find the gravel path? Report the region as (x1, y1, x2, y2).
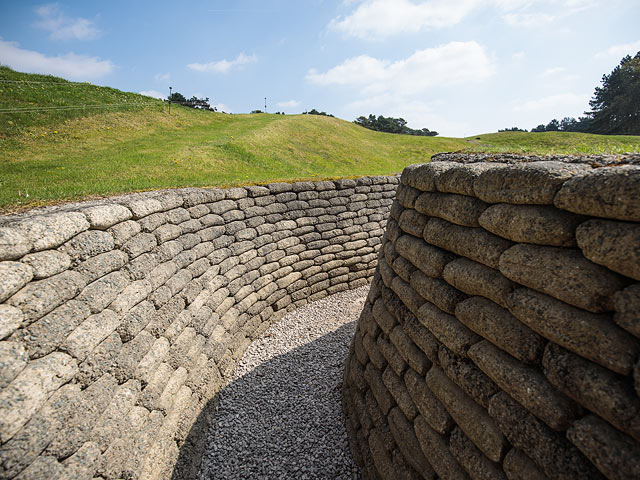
(197, 287, 368, 480)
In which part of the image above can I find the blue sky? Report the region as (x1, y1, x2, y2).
(1, 0, 639, 136)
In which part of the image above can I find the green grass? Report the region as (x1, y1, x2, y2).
(0, 65, 162, 141)
(466, 130, 640, 155)
(1, 66, 639, 212)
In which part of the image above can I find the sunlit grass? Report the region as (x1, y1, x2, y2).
(1, 66, 639, 212)
(465, 131, 640, 155)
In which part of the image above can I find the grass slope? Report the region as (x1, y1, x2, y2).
(0, 65, 161, 139)
(467, 130, 640, 155)
(2, 66, 639, 212)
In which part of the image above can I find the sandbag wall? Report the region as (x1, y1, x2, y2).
(343, 153, 640, 480)
(0, 176, 397, 480)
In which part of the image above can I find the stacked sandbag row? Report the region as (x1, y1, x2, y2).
(343, 153, 640, 480)
(0, 175, 398, 480)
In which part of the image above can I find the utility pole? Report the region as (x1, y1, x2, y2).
(264, 97, 267, 113)
(169, 86, 172, 115)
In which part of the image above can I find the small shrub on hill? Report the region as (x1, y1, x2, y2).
(354, 114, 438, 136)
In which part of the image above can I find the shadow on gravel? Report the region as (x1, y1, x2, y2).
(172, 322, 359, 480)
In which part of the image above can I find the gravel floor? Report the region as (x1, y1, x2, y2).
(197, 287, 367, 480)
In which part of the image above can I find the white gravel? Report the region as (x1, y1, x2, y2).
(197, 287, 368, 480)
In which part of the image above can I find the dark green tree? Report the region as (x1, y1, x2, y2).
(559, 117, 578, 131)
(186, 96, 216, 111)
(167, 92, 187, 103)
(545, 119, 560, 131)
(498, 127, 527, 132)
(167, 92, 216, 111)
(530, 117, 592, 133)
(586, 51, 640, 135)
(353, 114, 438, 136)
(303, 109, 334, 117)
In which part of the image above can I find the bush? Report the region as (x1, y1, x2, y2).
(353, 114, 438, 136)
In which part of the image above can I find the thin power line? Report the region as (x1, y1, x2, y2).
(208, 8, 275, 12)
(0, 102, 158, 113)
(0, 101, 216, 114)
(0, 79, 98, 85)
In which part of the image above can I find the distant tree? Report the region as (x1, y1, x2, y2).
(167, 92, 216, 111)
(572, 117, 593, 132)
(415, 128, 438, 136)
(185, 96, 216, 111)
(586, 51, 640, 134)
(167, 92, 187, 104)
(303, 109, 334, 117)
(559, 117, 578, 131)
(354, 114, 438, 136)
(498, 127, 528, 132)
(250, 109, 263, 114)
(555, 116, 591, 132)
(531, 117, 591, 133)
(529, 51, 640, 135)
(545, 119, 560, 131)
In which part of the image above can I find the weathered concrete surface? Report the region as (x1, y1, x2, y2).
(0, 176, 398, 479)
(343, 154, 640, 480)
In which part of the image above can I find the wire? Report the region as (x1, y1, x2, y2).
(1, 79, 219, 115)
(0, 79, 98, 85)
(0, 102, 159, 113)
(0, 102, 219, 114)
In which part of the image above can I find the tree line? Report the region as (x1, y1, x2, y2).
(303, 109, 335, 117)
(167, 92, 216, 111)
(353, 114, 438, 136)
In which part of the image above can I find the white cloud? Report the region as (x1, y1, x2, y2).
(154, 72, 171, 83)
(33, 4, 100, 41)
(502, 12, 556, 27)
(139, 90, 165, 99)
(596, 40, 640, 59)
(558, 0, 599, 13)
(329, 0, 598, 38)
(308, 41, 493, 137)
(0, 39, 115, 80)
(276, 100, 301, 108)
(490, 0, 531, 9)
(307, 41, 494, 96)
(513, 92, 590, 113)
(187, 53, 257, 73)
(501, 0, 597, 27)
(329, 0, 479, 39)
(214, 103, 231, 113)
(346, 94, 470, 136)
(308, 55, 386, 87)
(540, 67, 566, 77)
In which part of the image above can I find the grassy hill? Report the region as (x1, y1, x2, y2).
(2, 66, 639, 212)
(467, 130, 640, 155)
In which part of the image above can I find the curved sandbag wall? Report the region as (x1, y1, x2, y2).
(343, 153, 640, 480)
(0, 176, 398, 480)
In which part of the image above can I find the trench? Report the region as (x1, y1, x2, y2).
(195, 287, 367, 480)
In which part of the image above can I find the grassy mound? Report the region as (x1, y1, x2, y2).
(467, 130, 640, 155)
(1, 66, 639, 212)
(0, 65, 162, 139)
